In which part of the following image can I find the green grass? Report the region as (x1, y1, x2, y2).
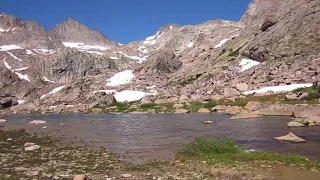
(178, 138, 320, 169)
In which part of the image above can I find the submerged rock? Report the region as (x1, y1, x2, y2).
(287, 121, 306, 127)
(28, 120, 47, 125)
(203, 120, 214, 124)
(230, 112, 262, 119)
(274, 132, 306, 143)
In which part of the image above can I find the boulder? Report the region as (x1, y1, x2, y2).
(197, 108, 211, 113)
(224, 106, 245, 115)
(287, 121, 306, 127)
(256, 104, 294, 116)
(285, 92, 309, 100)
(24, 142, 36, 147)
(174, 109, 189, 114)
(244, 101, 265, 111)
(293, 105, 320, 118)
(234, 83, 249, 91)
(212, 105, 228, 112)
(0, 119, 7, 123)
(260, 15, 278, 31)
(230, 112, 262, 120)
(304, 116, 320, 126)
(28, 120, 47, 125)
(160, 106, 168, 111)
(223, 88, 241, 98)
(91, 108, 103, 113)
(173, 103, 184, 109)
(274, 132, 306, 143)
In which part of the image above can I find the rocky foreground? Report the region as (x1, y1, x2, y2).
(0, 128, 320, 180)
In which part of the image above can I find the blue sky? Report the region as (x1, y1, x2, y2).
(1, 0, 252, 44)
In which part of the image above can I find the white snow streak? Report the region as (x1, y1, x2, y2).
(106, 70, 135, 86)
(43, 76, 55, 83)
(15, 72, 30, 82)
(123, 54, 148, 63)
(243, 84, 313, 95)
(138, 45, 148, 54)
(170, 26, 173, 29)
(79, 50, 103, 55)
(62, 42, 109, 51)
(239, 58, 260, 72)
(40, 86, 66, 99)
(214, 35, 239, 49)
(14, 66, 29, 71)
(113, 90, 157, 102)
(3, 58, 12, 70)
(109, 56, 120, 60)
(7, 52, 23, 62)
(0, 45, 23, 51)
(146, 85, 156, 89)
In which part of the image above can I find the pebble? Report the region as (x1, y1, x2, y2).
(7, 138, 13, 141)
(121, 173, 132, 178)
(203, 120, 214, 124)
(25, 145, 41, 151)
(73, 174, 87, 180)
(42, 126, 48, 129)
(24, 142, 36, 147)
(28, 120, 47, 125)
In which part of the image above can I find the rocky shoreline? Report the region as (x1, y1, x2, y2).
(0, 128, 319, 180)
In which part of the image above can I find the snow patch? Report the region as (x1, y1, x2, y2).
(0, 28, 11, 33)
(109, 56, 120, 60)
(17, 100, 25, 104)
(15, 72, 30, 82)
(25, 50, 36, 55)
(40, 86, 66, 99)
(113, 90, 157, 102)
(170, 26, 173, 29)
(33, 49, 56, 55)
(43, 76, 55, 83)
(187, 42, 194, 48)
(106, 70, 135, 86)
(243, 84, 313, 95)
(118, 43, 124, 46)
(0, 45, 23, 51)
(123, 54, 148, 63)
(7, 52, 23, 62)
(239, 58, 260, 72)
(143, 39, 156, 45)
(62, 42, 109, 51)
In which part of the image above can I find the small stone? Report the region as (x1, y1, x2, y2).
(7, 138, 13, 141)
(60, 123, 64, 126)
(28, 120, 46, 125)
(73, 174, 87, 180)
(91, 108, 103, 113)
(42, 126, 47, 129)
(121, 173, 132, 178)
(25, 145, 41, 151)
(245, 149, 257, 153)
(0, 119, 7, 123)
(24, 142, 36, 147)
(203, 120, 214, 124)
(174, 109, 189, 114)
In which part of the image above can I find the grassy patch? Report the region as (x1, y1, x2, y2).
(178, 138, 320, 169)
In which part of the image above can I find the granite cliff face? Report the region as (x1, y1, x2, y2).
(1, 0, 320, 111)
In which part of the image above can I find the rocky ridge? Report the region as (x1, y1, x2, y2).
(0, 0, 319, 113)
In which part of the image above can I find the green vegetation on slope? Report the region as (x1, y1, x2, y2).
(177, 138, 320, 169)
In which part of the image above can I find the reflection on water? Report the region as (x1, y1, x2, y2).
(7, 113, 320, 163)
